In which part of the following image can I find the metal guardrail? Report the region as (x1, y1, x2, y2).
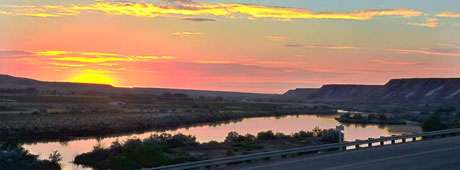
(143, 128, 460, 170)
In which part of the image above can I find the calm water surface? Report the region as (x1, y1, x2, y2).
(23, 114, 421, 170)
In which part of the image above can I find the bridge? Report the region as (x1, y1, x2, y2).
(144, 128, 460, 170)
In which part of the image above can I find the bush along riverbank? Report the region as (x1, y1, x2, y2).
(421, 107, 460, 132)
(74, 128, 341, 170)
(0, 143, 61, 170)
(335, 113, 406, 125)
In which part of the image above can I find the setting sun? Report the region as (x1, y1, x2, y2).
(68, 70, 117, 85)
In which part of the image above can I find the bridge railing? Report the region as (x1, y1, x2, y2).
(142, 128, 460, 170)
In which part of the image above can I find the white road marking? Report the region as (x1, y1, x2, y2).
(322, 146, 460, 170)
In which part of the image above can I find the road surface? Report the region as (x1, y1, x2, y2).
(231, 136, 460, 170)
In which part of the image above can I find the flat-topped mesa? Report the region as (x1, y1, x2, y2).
(284, 78, 460, 104)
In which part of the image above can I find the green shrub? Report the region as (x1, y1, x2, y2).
(48, 151, 62, 164)
(318, 130, 340, 143)
(292, 131, 314, 139)
(143, 133, 197, 148)
(256, 131, 277, 140)
(422, 115, 446, 132)
(225, 132, 255, 144)
(0, 143, 61, 170)
(74, 134, 197, 170)
(352, 114, 364, 120)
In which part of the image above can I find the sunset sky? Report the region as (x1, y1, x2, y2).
(1, 0, 460, 93)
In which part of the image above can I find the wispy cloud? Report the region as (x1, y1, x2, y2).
(306, 44, 357, 50)
(172, 31, 203, 37)
(38, 51, 175, 63)
(51, 62, 86, 68)
(437, 11, 460, 18)
(391, 48, 460, 57)
(408, 18, 439, 28)
(265, 35, 287, 42)
(286, 43, 357, 50)
(0, 4, 79, 17)
(437, 43, 460, 48)
(0, 50, 175, 63)
(0, 1, 423, 21)
(181, 17, 216, 22)
(0, 50, 33, 57)
(285, 43, 304, 48)
(371, 59, 418, 65)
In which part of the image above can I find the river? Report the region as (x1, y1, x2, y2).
(23, 114, 421, 170)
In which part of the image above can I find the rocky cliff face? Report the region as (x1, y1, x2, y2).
(283, 88, 318, 99)
(378, 78, 460, 104)
(309, 85, 382, 102)
(284, 78, 460, 104)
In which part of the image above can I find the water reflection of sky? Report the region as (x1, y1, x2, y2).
(23, 114, 421, 170)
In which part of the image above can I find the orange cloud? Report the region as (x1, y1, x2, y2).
(52, 56, 131, 63)
(437, 12, 460, 18)
(0, 2, 423, 21)
(37, 50, 68, 56)
(172, 32, 203, 37)
(51, 62, 86, 67)
(0, 5, 79, 17)
(36, 50, 175, 63)
(408, 18, 439, 28)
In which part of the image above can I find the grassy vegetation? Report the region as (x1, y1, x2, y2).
(0, 99, 336, 142)
(74, 129, 340, 170)
(421, 107, 460, 132)
(0, 143, 61, 170)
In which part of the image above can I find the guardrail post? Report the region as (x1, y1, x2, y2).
(379, 136, 385, 146)
(337, 125, 345, 151)
(354, 139, 361, 149)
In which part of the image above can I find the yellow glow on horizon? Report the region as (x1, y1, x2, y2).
(68, 70, 118, 85)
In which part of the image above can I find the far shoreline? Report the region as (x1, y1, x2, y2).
(1, 110, 337, 143)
